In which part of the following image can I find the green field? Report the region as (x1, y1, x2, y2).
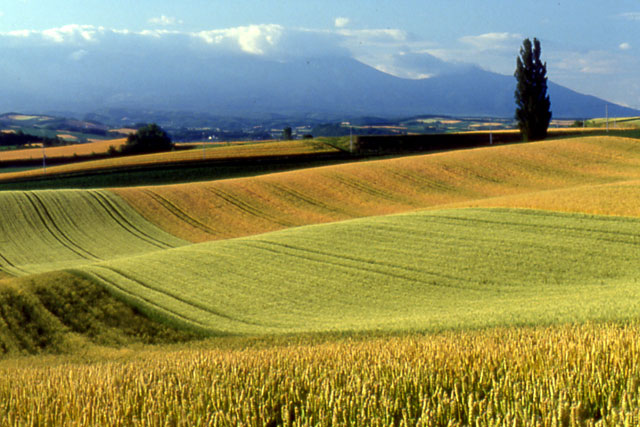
(0, 190, 186, 276)
(70, 208, 640, 336)
(587, 116, 640, 128)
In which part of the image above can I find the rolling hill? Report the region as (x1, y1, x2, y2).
(74, 208, 640, 335)
(1, 134, 640, 354)
(5, 132, 640, 424)
(0, 190, 187, 277)
(113, 135, 640, 242)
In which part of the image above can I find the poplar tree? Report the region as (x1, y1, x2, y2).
(514, 38, 552, 141)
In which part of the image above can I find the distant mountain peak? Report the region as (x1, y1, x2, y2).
(0, 47, 637, 119)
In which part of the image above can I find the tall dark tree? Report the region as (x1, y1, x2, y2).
(121, 123, 173, 154)
(282, 126, 293, 141)
(514, 38, 552, 141)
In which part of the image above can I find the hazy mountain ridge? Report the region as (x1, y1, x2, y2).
(1, 44, 637, 119)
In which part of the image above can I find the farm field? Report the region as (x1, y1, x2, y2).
(453, 178, 640, 217)
(2, 322, 640, 425)
(588, 116, 640, 128)
(0, 190, 187, 276)
(0, 139, 341, 182)
(74, 208, 640, 335)
(3, 133, 640, 424)
(0, 138, 126, 162)
(114, 135, 640, 242)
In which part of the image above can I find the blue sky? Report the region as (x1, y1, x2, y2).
(1, 0, 639, 108)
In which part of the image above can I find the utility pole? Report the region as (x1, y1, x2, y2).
(349, 125, 353, 153)
(42, 144, 46, 174)
(489, 122, 493, 145)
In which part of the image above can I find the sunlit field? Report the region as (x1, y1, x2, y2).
(74, 208, 640, 335)
(0, 139, 340, 181)
(3, 133, 640, 425)
(0, 138, 126, 163)
(2, 323, 640, 425)
(0, 190, 186, 277)
(114, 135, 640, 242)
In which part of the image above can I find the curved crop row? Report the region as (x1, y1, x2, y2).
(0, 190, 187, 277)
(0, 271, 197, 355)
(113, 135, 640, 242)
(77, 208, 640, 335)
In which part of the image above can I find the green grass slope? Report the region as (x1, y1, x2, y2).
(76, 208, 640, 336)
(0, 271, 197, 355)
(0, 190, 187, 277)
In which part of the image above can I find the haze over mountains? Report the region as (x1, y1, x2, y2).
(1, 25, 637, 119)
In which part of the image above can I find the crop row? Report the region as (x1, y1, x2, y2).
(78, 208, 640, 335)
(115, 135, 640, 243)
(0, 190, 186, 276)
(1, 322, 640, 425)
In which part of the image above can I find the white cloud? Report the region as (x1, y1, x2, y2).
(620, 12, 640, 21)
(459, 32, 523, 51)
(334, 17, 349, 28)
(555, 50, 618, 74)
(0, 23, 441, 77)
(6, 29, 33, 37)
(619, 42, 631, 50)
(337, 28, 409, 44)
(139, 29, 178, 38)
(149, 15, 183, 26)
(41, 24, 103, 43)
(194, 24, 283, 55)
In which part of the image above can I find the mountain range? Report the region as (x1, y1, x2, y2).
(1, 45, 637, 119)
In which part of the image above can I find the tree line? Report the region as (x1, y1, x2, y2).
(0, 131, 65, 148)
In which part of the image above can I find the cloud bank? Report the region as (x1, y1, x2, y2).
(0, 23, 638, 109)
(0, 23, 463, 79)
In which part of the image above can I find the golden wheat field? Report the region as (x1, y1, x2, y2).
(114, 135, 640, 242)
(0, 138, 127, 163)
(2, 322, 640, 425)
(0, 139, 340, 181)
(451, 179, 640, 217)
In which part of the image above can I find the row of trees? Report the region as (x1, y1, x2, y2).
(0, 131, 64, 148)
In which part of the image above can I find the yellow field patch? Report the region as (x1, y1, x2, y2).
(0, 138, 126, 163)
(452, 179, 640, 218)
(0, 139, 338, 180)
(109, 128, 136, 135)
(114, 135, 640, 242)
(6, 114, 39, 121)
(56, 134, 78, 141)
